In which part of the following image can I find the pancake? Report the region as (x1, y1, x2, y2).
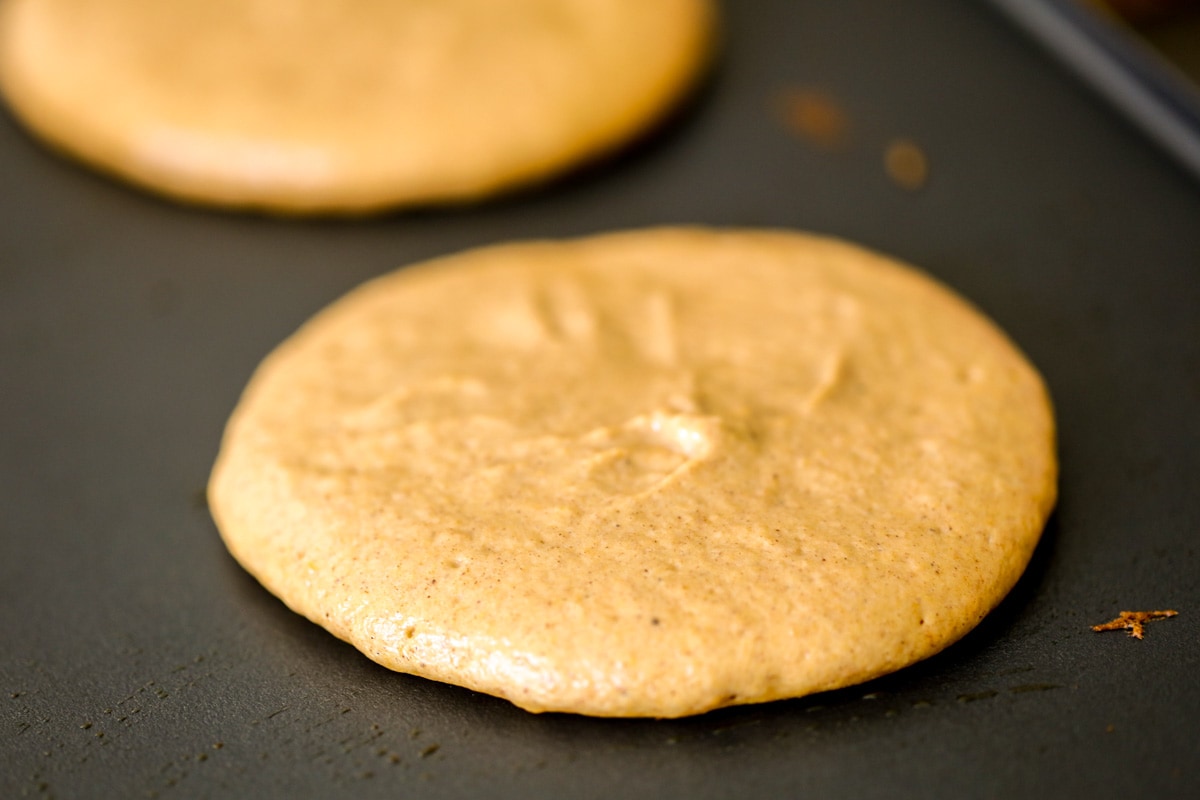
(208, 228, 1057, 717)
(0, 0, 715, 213)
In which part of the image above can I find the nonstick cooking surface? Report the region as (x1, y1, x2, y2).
(2, 1, 1198, 797)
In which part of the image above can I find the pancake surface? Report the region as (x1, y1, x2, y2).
(0, 0, 714, 212)
(208, 228, 1057, 717)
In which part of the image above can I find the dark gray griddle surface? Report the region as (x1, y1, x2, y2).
(2, 1, 1198, 797)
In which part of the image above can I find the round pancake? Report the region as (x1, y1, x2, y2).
(208, 228, 1057, 717)
(0, 0, 714, 213)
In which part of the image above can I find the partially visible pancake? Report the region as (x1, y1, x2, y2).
(0, 0, 715, 213)
(208, 228, 1057, 717)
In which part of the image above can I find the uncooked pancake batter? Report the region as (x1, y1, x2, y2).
(0, 0, 715, 212)
(209, 228, 1057, 717)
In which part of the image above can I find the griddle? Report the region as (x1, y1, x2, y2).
(3, 1, 1198, 797)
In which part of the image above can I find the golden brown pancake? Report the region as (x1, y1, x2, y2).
(209, 228, 1057, 717)
(0, 0, 715, 213)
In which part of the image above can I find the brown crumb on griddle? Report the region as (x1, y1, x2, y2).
(884, 139, 929, 190)
(1091, 609, 1178, 639)
(775, 88, 849, 150)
